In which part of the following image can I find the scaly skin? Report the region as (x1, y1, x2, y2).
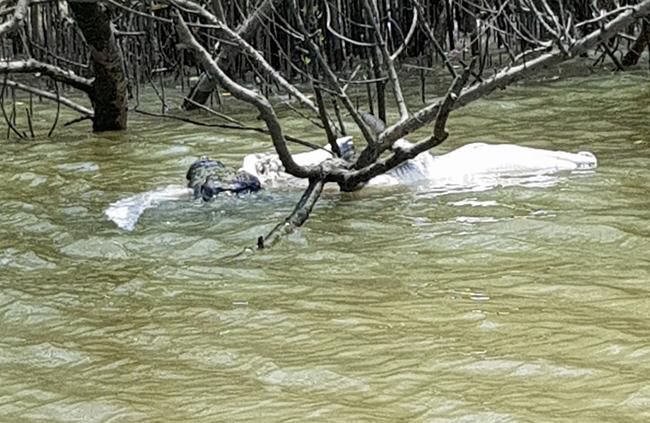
(186, 158, 261, 201)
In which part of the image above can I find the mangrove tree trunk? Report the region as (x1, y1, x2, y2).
(69, 1, 127, 131)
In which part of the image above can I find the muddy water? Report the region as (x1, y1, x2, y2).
(1, 72, 650, 422)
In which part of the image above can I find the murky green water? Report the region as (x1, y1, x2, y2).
(2, 72, 650, 422)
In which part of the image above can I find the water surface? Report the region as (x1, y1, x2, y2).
(1, 72, 650, 422)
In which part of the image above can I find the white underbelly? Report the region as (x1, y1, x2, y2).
(368, 143, 597, 187)
(242, 142, 597, 189)
(430, 143, 597, 175)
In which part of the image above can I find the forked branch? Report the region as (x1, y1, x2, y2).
(174, 10, 317, 179)
(376, 0, 650, 152)
(289, 0, 378, 147)
(170, 0, 341, 141)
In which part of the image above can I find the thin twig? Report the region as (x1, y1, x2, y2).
(1, 74, 24, 139)
(25, 107, 34, 138)
(48, 80, 61, 137)
(182, 96, 245, 125)
(133, 108, 326, 152)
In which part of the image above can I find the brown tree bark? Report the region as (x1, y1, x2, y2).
(69, 1, 127, 131)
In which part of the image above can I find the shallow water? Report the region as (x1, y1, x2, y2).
(2, 71, 650, 422)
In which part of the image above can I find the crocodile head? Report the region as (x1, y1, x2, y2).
(186, 157, 261, 201)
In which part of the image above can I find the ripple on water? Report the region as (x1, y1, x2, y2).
(0, 248, 56, 272)
(59, 232, 228, 261)
(9, 171, 48, 187)
(623, 386, 650, 416)
(60, 237, 129, 260)
(2, 74, 650, 422)
(258, 366, 369, 393)
(55, 162, 100, 173)
(153, 145, 192, 158)
(20, 400, 145, 423)
(458, 358, 594, 378)
(0, 342, 91, 368)
(0, 297, 61, 326)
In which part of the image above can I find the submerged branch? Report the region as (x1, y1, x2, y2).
(257, 177, 325, 249)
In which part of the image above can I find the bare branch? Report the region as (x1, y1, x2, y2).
(181, 96, 246, 126)
(174, 10, 316, 179)
(622, 18, 650, 66)
(411, 62, 475, 155)
(0, 0, 30, 38)
(576, 5, 634, 29)
(362, 0, 409, 123)
(257, 177, 325, 249)
(412, 0, 457, 77)
(323, 62, 474, 191)
(181, 0, 278, 110)
(4, 79, 94, 116)
(133, 108, 326, 151)
(324, 1, 374, 47)
(289, 0, 377, 147)
(1, 75, 24, 139)
(312, 80, 340, 156)
(376, 0, 650, 151)
(171, 0, 321, 116)
(106, 0, 173, 24)
(172, 0, 342, 140)
(0, 59, 94, 93)
(48, 80, 61, 137)
(390, 3, 418, 61)
(527, 0, 561, 40)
